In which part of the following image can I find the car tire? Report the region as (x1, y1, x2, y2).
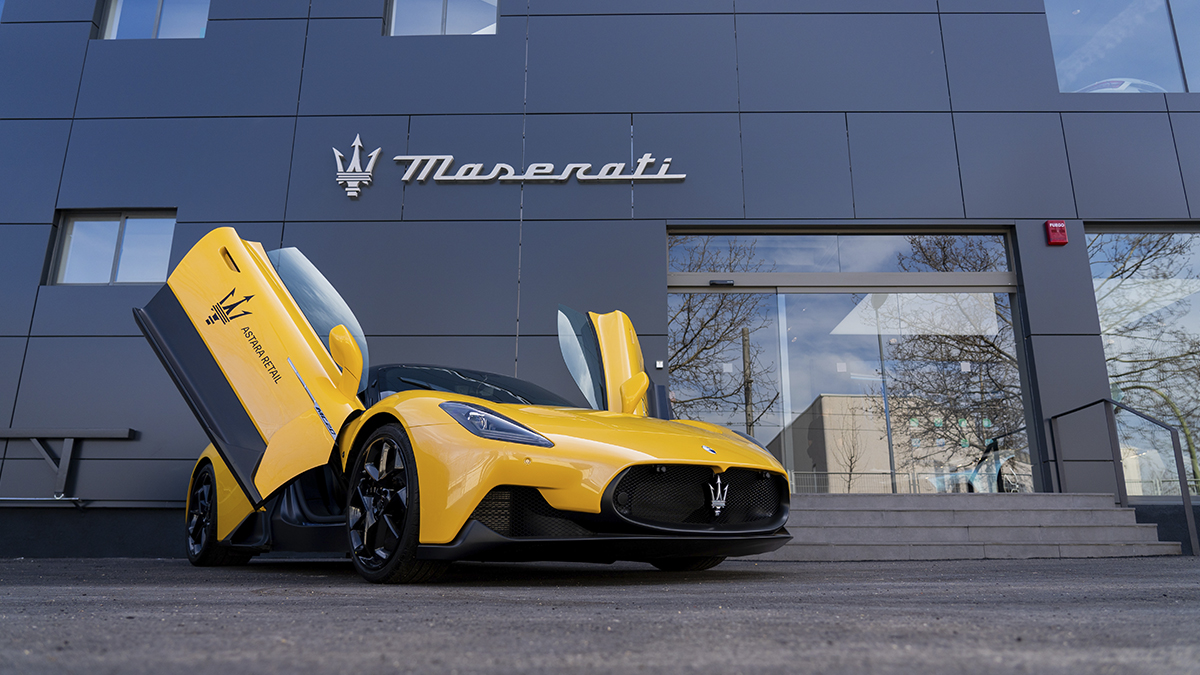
(346, 423, 447, 584)
(650, 556, 726, 572)
(186, 463, 252, 567)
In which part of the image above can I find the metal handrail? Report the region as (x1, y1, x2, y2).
(1046, 399, 1198, 556)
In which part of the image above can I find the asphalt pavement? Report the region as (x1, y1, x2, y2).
(1, 556, 1198, 674)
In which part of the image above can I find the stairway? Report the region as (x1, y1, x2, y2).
(760, 493, 1181, 561)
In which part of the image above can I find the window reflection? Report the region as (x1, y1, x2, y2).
(390, 0, 497, 36)
(667, 234, 1030, 494)
(55, 213, 175, 285)
(667, 290, 1030, 494)
(668, 234, 1009, 274)
(104, 0, 210, 39)
(1089, 232, 1200, 497)
(1044, 0, 1184, 93)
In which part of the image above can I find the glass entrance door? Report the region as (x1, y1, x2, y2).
(667, 234, 1034, 494)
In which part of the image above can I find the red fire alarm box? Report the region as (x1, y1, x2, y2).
(1045, 220, 1068, 246)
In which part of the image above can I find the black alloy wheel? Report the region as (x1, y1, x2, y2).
(650, 556, 726, 572)
(346, 423, 446, 583)
(186, 463, 251, 566)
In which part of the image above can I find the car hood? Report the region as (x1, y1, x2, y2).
(490, 402, 786, 473)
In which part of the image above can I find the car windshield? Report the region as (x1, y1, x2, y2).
(371, 365, 577, 407)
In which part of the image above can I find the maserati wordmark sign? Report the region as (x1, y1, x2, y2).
(334, 134, 685, 199)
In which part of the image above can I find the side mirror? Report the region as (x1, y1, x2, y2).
(620, 372, 650, 416)
(329, 324, 362, 399)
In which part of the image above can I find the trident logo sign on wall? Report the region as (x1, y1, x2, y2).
(333, 135, 382, 198)
(333, 133, 685, 199)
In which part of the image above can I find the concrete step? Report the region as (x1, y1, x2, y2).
(785, 523, 1163, 544)
(784, 507, 1140, 528)
(754, 492, 1182, 561)
(759, 541, 1182, 562)
(790, 493, 1120, 510)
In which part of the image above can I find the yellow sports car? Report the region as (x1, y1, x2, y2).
(134, 228, 791, 583)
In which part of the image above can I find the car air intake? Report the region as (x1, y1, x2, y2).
(469, 486, 594, 538)
(612, 465, 785, 530)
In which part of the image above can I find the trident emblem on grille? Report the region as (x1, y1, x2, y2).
(709, 474, 729, 516)
(334, 134, 382, 198)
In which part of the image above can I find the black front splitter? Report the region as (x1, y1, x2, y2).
(415, 520, 792, 563)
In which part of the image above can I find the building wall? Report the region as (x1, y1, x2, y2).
(1, 0, 1185, 542)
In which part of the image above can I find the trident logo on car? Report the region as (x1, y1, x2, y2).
(334, 134, 382, 199)
(205, 289, 253, 325)
(709, 474, 729, 516)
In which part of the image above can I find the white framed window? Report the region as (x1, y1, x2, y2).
(102, 0, 211, 39)
(53, 212, 176, 285)
(388, 0, 497, 36)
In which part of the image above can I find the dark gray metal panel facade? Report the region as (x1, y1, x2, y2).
(208, 0, 311, 20)
(75, 19, 307, 118)
(0, 22, 93, 119)
(1062, 113, 1189, 220)
(954, 113, 1076, 220)
(516, 220, 668, 337)
(0, 226, 52, 335)
(632, 114, 743, 220)
(279, 221, 520, 336)
(1, 0, 1194, 526)
(741, 113, 854, 220)
(59, 117, 296, 223)
(30, 286, 158, 337)
(0, 337, 26, 427)
(526, 14, 739, 114)
(737, 13, 949, 112)
(846, 113, 964, 219)
(401, 115, 524, 221)
(0, 121, 72, 223)
(299, 18, 526, 115)
(521, 114, 633, 221)
(0, 0, 104, 23)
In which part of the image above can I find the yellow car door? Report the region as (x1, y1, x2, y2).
(134, 227, 366, 506)
(557, 305, 651, 416)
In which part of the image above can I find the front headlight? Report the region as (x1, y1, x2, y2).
(439, 401, 554, 448)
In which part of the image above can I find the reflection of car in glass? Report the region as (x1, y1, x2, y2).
(134, 228, 791, 583)
(1075, 78, 1169, 94)
(924, 433, 1032, 494)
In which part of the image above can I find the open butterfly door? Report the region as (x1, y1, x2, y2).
(134, 227, 367, 506)
(557, 305, 666, 417)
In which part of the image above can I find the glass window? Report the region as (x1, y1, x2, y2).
(668, 233, 1032, 495)
(390, 0, 497, 36)
(266, 247, 371, 393)
(103, 0, 210, 39)
(54, 213, 175, 285)
(1044, 0, 1184, 93)
(1089, 232, 1200, 497)
(1169, 2, 1200, 89)
(668, 234, 1010, 274)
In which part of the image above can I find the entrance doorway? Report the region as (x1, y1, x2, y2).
(667, 233, 1034, 494)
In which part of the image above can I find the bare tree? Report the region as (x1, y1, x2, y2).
(667, 235, 780, 428)
(831, 402, 867, 493)
(1089, 233, 1200, 490)
(863, 235, 1027, 471)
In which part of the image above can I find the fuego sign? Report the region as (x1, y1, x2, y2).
(334, 135, 685, 199)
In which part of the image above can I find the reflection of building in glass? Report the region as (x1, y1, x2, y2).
(765, 394, 1018, 494)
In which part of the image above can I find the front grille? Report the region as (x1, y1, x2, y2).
(612, 465, 784, 529)
(469, 486, 594, 538)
